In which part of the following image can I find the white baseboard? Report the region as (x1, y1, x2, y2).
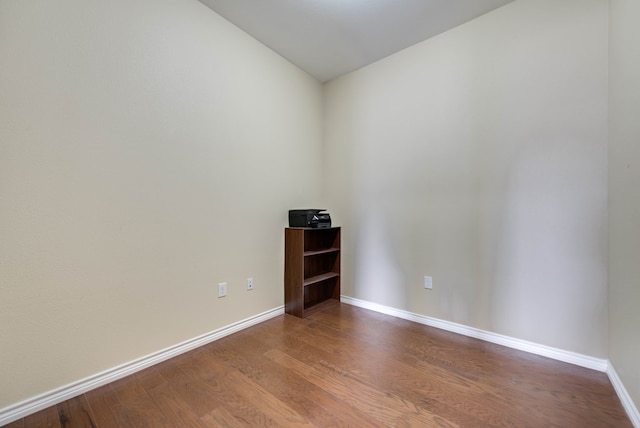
(3, 300, 638, 428)
(341, 295, 640, 426)
(607, 364, 640, 427)
(340, 296, 608, 371)
(0, 306, 284, 427)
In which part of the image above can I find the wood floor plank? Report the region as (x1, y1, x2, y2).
(224, 370, 315, 428)
(172, 351, 282, 426)
(291, 317, 547, 425)
(144, 382, 208, 428)
(108, 376, 172, 428)
(261, 319, 482, 425)
(84, 384, 122, 427)
(182, 347, 316, 427)
(172, 348, 223, 381)
(199, 406, 249, 428)
(55, 395, 96, 428)
(317, 305, 633, 427)
(135, 366, 167, 392)
(22, 404, 61, 428)
(205, 334, 386, 427)
(151, 359, 225, 418)
(8, 303, 631, 427)
(265, 347, 458, 427)
(308, 305, 632, 427)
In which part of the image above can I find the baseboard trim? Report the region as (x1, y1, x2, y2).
(0, 306, 284, 427)
(4, 301, 637, 428)
(340, 296, 608, 372)
(607, 364, 640, 427)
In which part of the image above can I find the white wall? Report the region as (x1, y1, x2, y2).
(324, 0, 609, 357)
(0, 0, 323, 408)
(609, 0, 640, 410)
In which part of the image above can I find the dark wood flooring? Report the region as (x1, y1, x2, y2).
(5, 304, 632, 427)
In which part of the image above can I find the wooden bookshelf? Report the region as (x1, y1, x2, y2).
(284, 227, 341, 318)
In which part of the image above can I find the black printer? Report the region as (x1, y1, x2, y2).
(288, 209, 331, 228)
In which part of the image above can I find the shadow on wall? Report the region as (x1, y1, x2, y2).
(348, 136, 607, 354)
(353, 208, 408, 310)
(490, 137, 607, 351)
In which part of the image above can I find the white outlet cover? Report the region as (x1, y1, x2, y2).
(424, 276, 433, 289)
(218, 282, 227, 297)
(247, 277, 254, 290)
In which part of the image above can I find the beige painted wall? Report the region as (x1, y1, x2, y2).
(4, 0, 637, 417)
(0, 0, 323, 408)
(324, 0, 609, 357)
(609, 0, 640, 409)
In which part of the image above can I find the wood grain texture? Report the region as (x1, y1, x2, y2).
(22, 404, 61, 428)
(285, 227, 341, 317)
(284, 228, 305, 317)
(8, 304, 632, 427)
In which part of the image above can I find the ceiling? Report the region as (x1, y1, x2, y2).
(197, 0, 514, 83)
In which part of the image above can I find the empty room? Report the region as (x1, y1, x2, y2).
(1, 0, 638, 426)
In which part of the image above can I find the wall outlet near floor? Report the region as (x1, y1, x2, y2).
(424, 276, 433, 290)
(218, 282, 227, 297)
(247, 277, 254, 291)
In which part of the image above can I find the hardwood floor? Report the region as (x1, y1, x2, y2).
(6, 304, 631, 427)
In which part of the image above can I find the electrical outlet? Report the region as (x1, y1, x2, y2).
(424, 276, 433, 290)
(218, 282, 227, 297)
(247, 277, 254, 291)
